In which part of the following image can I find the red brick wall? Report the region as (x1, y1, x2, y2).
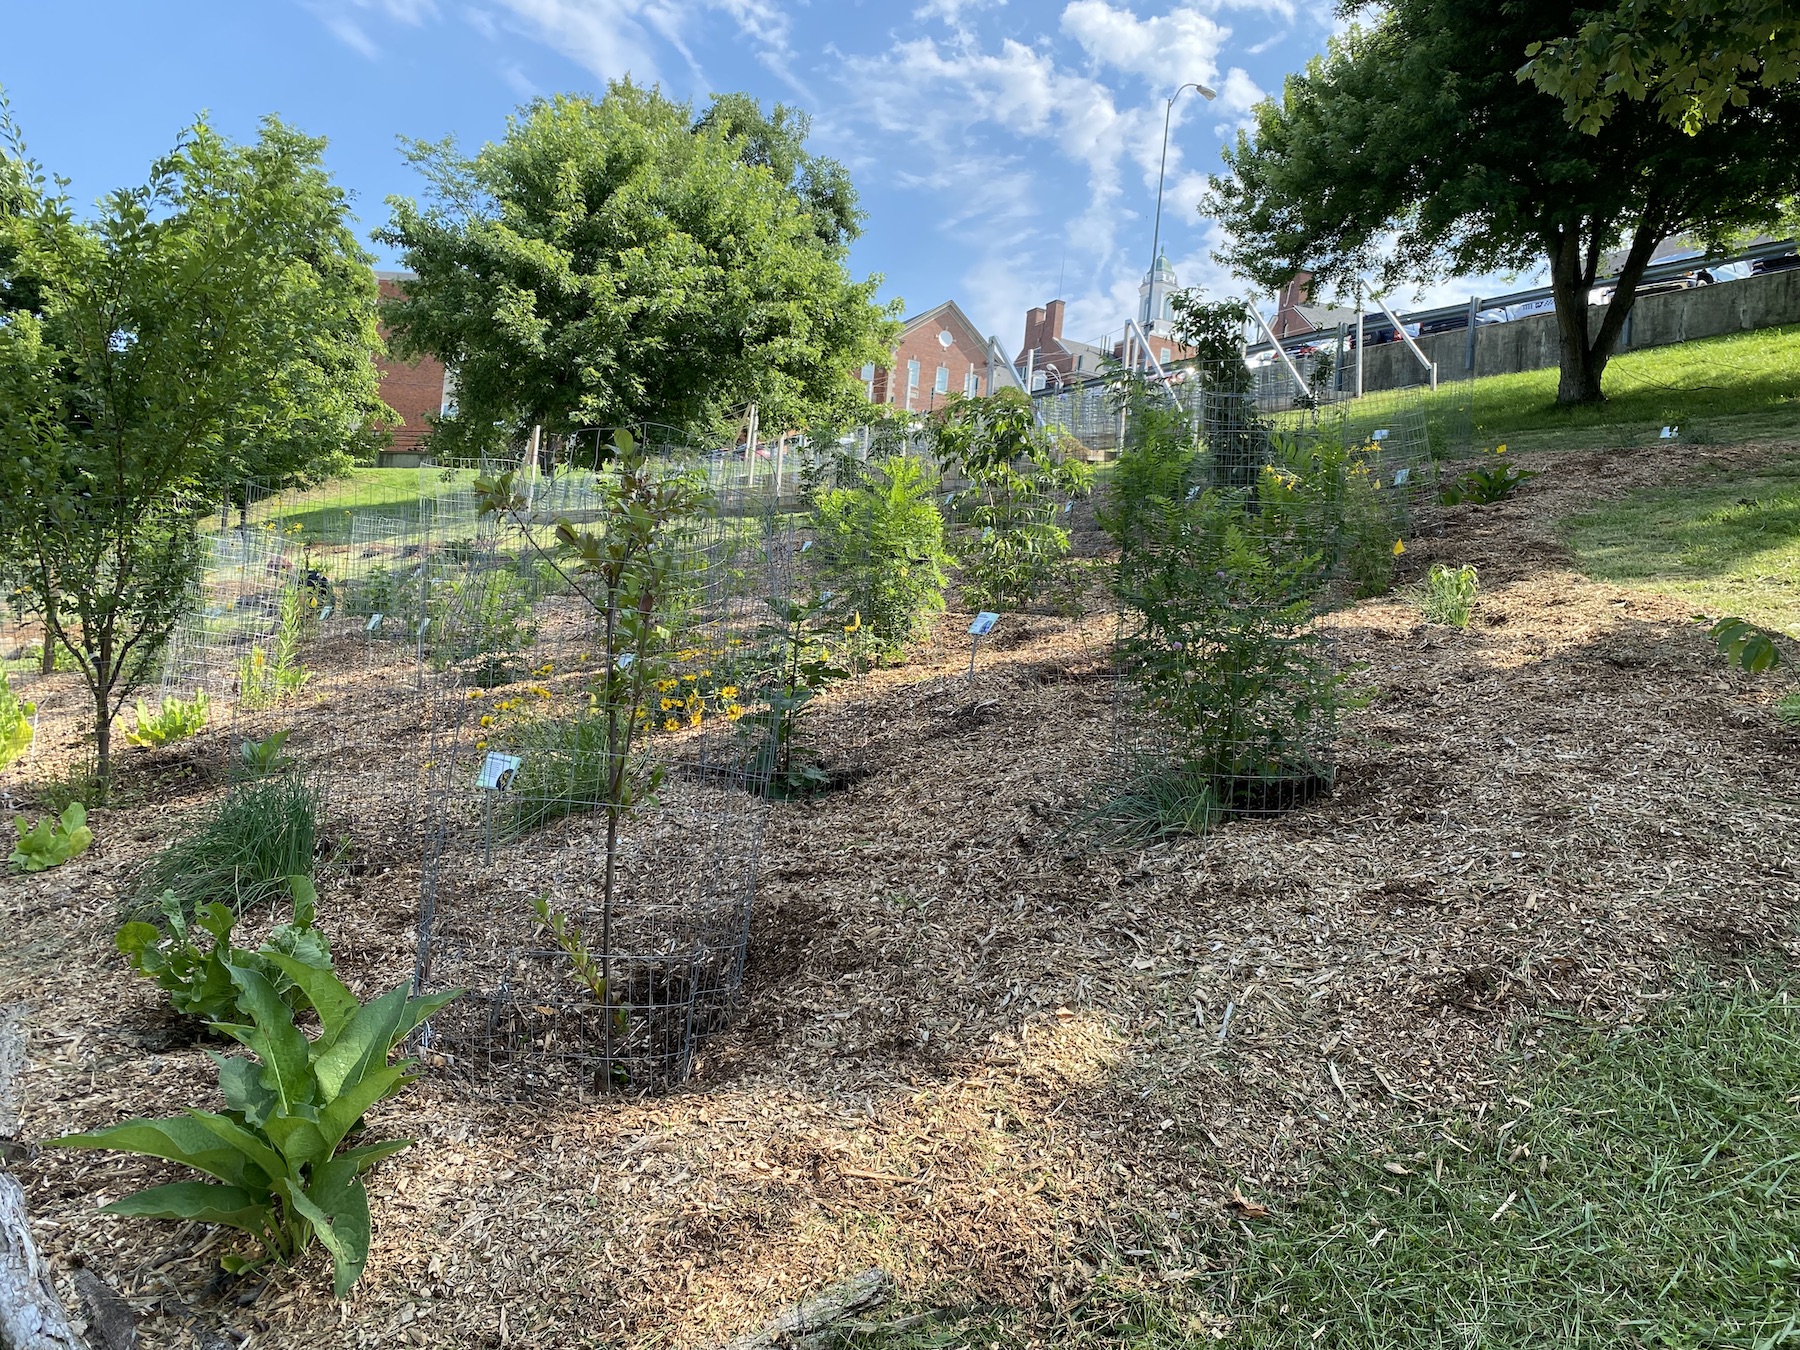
(872, 308, 990, 411)
(375, 278, 446, 452)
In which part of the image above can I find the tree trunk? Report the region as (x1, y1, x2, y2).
(92, 683, 112, 800)
(1548, 214, 1665, 407)
(38, 598, 56, 677)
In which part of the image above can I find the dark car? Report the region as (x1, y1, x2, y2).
(1752, 253, 1800, 275)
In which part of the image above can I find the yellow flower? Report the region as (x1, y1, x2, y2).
(689, 711, 703, 727)
(726, 703, 745, 720)
(682, 673, 698, 682)
(1494, 444, 1508, 455)
(660, 698, 675, 711)
(468, 690, 482, 700)
(844, 611, 862, 635)
(476, 739, 488, 750)
(720, 685, 738, 699)
(728, 638, 743, 647)
(480, 714, 494, 728)
(1392, 539, 1406, 556)
(663, 718, 680, 732)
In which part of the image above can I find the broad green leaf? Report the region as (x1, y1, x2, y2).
(326, 1137, 415, 1179)
(224, 964, 314, 1114)
(184, 1109, 287, 1185)
(316, 1065, 412, 1154)
(393, 987, 465, 1047)
(211, 1051, 277, 1127)
(262, 951, 356, 1043)
(47, 1116, 268, 1189)
(263, 1111, 330, 1174)
(101, 1181, 272, 1240)
(115, 922, 160, 958)
(289, 1175, 372, 1299)
(312, 982, 410, 1099)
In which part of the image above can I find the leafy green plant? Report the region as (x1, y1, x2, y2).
(9, 802, 95, 872)
(932, 389, 1094, 611)
(1441, 446, 1539, 505)
(0, 672, 35, 772)
(1778, 690, 1800, 726)
(430, 564, 537, 685)
(239, 586, 312, 709)
(117, 877, 331, 1025)
(739, 594, 847, 798)
(1703, 615, 1788, 673)
(237, 729, 297, 779)
(125, 689, 211, 748)
(1256, 428, 1407, 598)
(810, 453, 951, 664)
(136, 775, 320, 915)
(529, 896, 627, 1033)
(49, 962, 460, 1296)
(1418, 563, 1480, 628)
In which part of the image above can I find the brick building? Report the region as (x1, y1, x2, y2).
(374, 272, 451, 460)
(866, 300, 993, 410)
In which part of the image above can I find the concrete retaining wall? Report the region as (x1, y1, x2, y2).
(1350, 268, 1800, 392)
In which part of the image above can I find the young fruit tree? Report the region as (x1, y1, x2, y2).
(0, 108, 387, 791)
(376, 81, 898, 455)
(1205, 0, 1800, 405)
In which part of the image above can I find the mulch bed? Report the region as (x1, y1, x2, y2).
(1, 439, 1796, 1348)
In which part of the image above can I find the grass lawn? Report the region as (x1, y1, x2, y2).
(853, 983, 1800, 1348)
(1561, 451, 1800, 636)
(245, 466, 477, 542)
(1344, 324, 1800, 457)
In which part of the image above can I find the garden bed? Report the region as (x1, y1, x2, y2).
(1, 439, 1797, 1348)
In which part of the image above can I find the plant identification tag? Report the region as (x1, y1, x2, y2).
(1660, 425, 1678, 439)
(1371, 428, 1390, 441)
(1392, 467, 1411, 486)
(318, 604, 334, 621)
(969, 612, 999, 637)
(476, 752, 522, 791)
(366, 613, 384, 633)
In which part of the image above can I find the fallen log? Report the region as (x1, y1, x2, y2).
(719, 1268, 893, 1350)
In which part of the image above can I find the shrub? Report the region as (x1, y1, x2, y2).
(136, 774, 320, 915)
(933, 389, 1093, 611)
(1441, 445, 1538, 505)
(1256, 428, 1406, 599)
(117, 876, 331, 1025)
(430, 564, 538, 685)
(1418, 563, 1480, 628)
(239, 586, 311, 708)
(9, 802, 94, 872)
(49, 961, 460, 1296)
(0, 672, 34, 771)
(125, 690, 211, 748)
(811, 454, 951, 664)
(737, 594, 846, 798)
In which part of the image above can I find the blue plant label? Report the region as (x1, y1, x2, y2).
(1392, 467, 1411, 486)
(800, 539, 813, 552)
(1064, 500, 1074, 514)
(476, 751, 522, 791)
(1660, 425, 1678, 439)
(416, 618, 431, 637)
(980, 526, 994, 543)
(1185, 485, 1202, 501)
(318, 604, 334, 621)
(969, 612, 999, 637)
(616, 652, 635, 670)
(366, 613, 384, 633)
(1372, 428, 1390, 441)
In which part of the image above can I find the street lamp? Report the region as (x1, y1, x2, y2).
(1144, 80, 1219, 327)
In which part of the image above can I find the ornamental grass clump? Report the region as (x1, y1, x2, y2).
(1418, 563, 1480, 628)
(136, 771, 320, 917)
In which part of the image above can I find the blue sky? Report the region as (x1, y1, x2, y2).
(4, 0, 1526, 356)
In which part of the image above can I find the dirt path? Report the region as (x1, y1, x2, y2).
(1, 441, 1796, 1348)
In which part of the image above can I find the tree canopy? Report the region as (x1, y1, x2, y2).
(1205, 0, 1800, 404)
(377, 82, 898, 456)
(1523, 0, 1800, 134)
(0, 107, 387, 786)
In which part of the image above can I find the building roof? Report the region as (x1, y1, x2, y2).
(898, 299, 989, 349)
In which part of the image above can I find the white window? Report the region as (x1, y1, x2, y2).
(907, 359, 920, 388)
(1030, 370, 1047, 391)
(934, 365, 949, 394)
(964, 367, 979, 395)
(440, 367, 459, 417)
(1160, 348, 1172, 364)
(860, 363, 875, 381)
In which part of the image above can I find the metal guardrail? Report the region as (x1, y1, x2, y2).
(1244, 238, 1799, 358)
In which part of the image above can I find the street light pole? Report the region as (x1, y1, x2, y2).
(1145, 80, 1219, 327)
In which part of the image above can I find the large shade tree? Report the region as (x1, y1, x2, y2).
(0, 108, 388, 789)
(1206, 0, 1800, 404)
(376, 82, 898, 456)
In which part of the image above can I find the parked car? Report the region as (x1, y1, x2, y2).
(1751, 253, 1800, 275)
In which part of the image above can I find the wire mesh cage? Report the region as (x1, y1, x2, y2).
(1087, 368, 1438, 847)
(411, 431, 795, 1096)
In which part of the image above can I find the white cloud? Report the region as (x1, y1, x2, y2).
(1059, 0, 1227, 91)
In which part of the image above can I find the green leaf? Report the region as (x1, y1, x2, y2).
(47, 1116, 270, 1189)
(211, 1051, 277, 1127)
(115, 922, 160, 960)
(261, 951, 356, 1044)
(183, 1109, 287, 1185)
(289, 1175, 372, 1299)
(263, 1111, 330, 1174)
(316, 1065, 412, 1154)
(222, 964, 315, 1116)
(101, 1181, 272, 1241)
(311, 982, 410, 1099)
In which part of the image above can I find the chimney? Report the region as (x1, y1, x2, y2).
(1044, 299, 1066, 342)
(1023, 305, 1046, 355)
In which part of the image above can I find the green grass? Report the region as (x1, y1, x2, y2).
(1343, 324, 1800, 457)
(847, 982, 1800, 1349)
(134, 773, 321, 916)
(1562, 452, 1800, 636)
(1216, 983, 1800, 1348)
